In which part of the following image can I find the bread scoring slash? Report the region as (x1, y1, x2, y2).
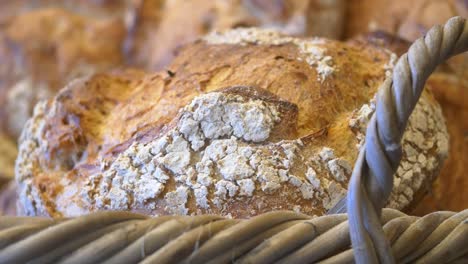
(16, 28, 448, 218)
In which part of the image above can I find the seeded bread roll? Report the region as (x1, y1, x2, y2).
(0, 8, 126, 139)
(17, 28, 448, 218)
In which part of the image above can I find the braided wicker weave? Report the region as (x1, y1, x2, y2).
(0, 209, 467, 263)
(0, 17, 467, 264)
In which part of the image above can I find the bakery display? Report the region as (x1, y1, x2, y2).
(16, 28, 448, 218)
(0, 1, 465, 261)
(0, 0, 463, 221)
(0, 16, 465, 263)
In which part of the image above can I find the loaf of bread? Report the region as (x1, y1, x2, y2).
(0, 1, 347, 206)
(16, 28, 448, 218)
(414, 72, 468, 213)
(0, 8, 126, 139)
(350, 32, 467, 212)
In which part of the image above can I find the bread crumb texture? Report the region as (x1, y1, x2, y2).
(16, 28, 448, 218)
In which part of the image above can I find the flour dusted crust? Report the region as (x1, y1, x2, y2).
(16, 28, 448, 218)
(352, 31, 467, 213)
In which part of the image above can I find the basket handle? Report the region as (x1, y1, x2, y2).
(346, 16, 468, 263)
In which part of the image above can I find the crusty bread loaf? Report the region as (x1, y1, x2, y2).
(414, 73, 468, 213)
(351, 32, 468, 214)
(345, 0, 467, 214)
(16, 28, 448, 218)
(0, 8, 126, 139)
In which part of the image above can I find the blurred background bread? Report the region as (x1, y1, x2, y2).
(126, 0, 347, 69)
(0, 8, 126, 139)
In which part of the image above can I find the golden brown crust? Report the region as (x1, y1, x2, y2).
(17, 29, 448, 218)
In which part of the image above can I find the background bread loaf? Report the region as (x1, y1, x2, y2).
(0, 8, 126, 139)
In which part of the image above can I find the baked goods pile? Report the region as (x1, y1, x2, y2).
(0, 0, 466, 216)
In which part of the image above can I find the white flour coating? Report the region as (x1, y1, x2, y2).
(383, 52, 398, 78)
(78, 91, 352, 215)
(349, 93, 448, 209)
(204, 28, 335, 82)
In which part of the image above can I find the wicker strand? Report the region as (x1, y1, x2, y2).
(346, 16, 468, 263)
(0, 209, 467, 263)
